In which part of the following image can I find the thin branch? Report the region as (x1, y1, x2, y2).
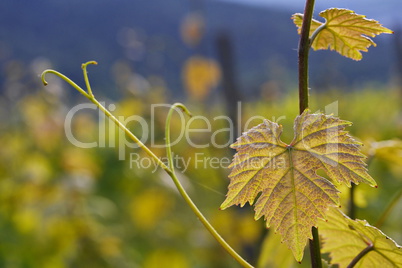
(298, 0, 322, 267)
(348, 183, 356, 219)
(347, 243, 374, 268)
(170, 171, 253, 267)
(82, 61, 97, 97)
(42, 65, 170, 173)
(90, 97, 171, 172)
(298, 0, 315, 113)
(41, 63, 254, 268)
(164, 103, 253, 268)
(309, 227, 322, 268)
(165, 103, 192, 171)
(309, 23, 326, 46)
(42, 69, 90, 98)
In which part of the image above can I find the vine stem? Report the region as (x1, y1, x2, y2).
(309, 227, 322, 268)
(82, 61, 96, 97)
(298, 0, 322, 267)
(346, 243, 374, 268)
(349, 156, 374, 219)
(348, 183, 356, 219)
(165, 104, 253, 267)
(165, 103, 193, 172)
(42, 63, 170, 173)
(298, 0, 315, 114)
(41, 63, 254, 268)
(309, 23, 326, 46)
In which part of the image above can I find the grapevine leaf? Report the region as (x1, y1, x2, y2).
(220, 110, 376, 261)
(292, 8, 393, 60)
(319, 207, 402, 267)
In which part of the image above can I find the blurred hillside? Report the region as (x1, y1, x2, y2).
(0, 0, 399, 100)
(223, 0, 402, 25)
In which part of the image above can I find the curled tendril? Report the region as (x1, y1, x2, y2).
(41, 60, 98, 98)
(40, 61, 169, 172)
(165, 103, 192, 172)
(41, 69, 90, 98)
(81, 61, 97, 97)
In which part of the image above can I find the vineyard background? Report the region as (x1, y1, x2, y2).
(0, 0, 401, 267)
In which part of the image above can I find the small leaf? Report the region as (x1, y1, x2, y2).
(221, 110, 376, 261)
(292, 8, 393, 60)
(319, 207, 402, 267)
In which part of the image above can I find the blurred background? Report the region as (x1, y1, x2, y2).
(0, 0, 401, 267)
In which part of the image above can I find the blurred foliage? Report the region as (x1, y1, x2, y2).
(182, 56, 221, 101)
(0, 59, 401, 267)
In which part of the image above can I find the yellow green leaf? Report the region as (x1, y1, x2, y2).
(319, 207, 402, 268)
(369, 139, 402, 166)
(257, 232, 295, 268)
(292, 8, 393, 60)
(220, 110, 376, 261)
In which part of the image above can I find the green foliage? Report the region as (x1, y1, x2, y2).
(0, 89, 255, 267)
(0, 73, 400, 267)
(220, 110, 375, 261)
(319, 207, 402, 267)
(292, 8, 393, 60)
(368, 140, 402, 167)
(257, 232, 295, 268)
